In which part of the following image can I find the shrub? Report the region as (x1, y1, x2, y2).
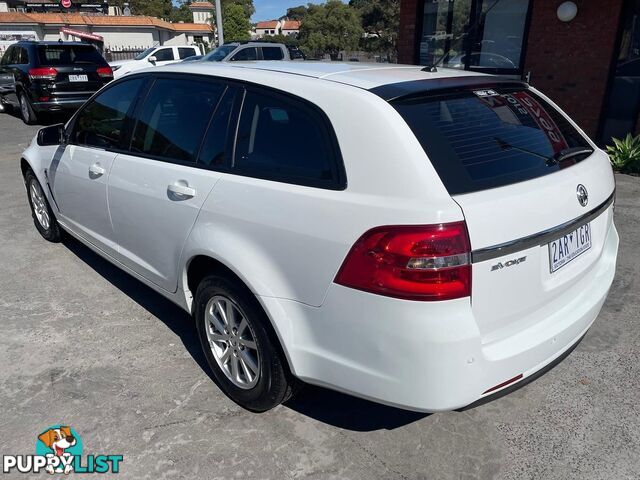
(606, 133, 640, 174)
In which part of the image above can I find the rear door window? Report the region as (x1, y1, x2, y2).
(232, 87, 344, 189)
(392, 87, 592, 195)
(178, 47, 196, 59)
(16, 47, 29, 64)
(130, 77, 224, 163)
(261, 47, 284, 60)
(37, 45, 106, 66)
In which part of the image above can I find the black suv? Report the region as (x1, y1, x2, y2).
(0, 41, 112, 124)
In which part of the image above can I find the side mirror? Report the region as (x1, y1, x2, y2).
(37, 123, 65, 146)
(147, 55, 157, 64)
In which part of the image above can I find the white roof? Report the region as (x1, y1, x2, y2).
(160, 61, 490, 90)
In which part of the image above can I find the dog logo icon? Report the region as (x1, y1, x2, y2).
(36, 425, 82, 474)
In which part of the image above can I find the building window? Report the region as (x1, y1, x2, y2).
(417, 0, 531, 75)
(599, 0, 640, 142)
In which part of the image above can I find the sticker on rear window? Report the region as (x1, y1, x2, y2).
(473, 89, 499, 97)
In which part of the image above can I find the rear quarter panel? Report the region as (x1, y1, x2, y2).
(180, 71, 464, 308)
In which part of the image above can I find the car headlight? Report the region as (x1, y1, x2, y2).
(111, 65, 121, 71)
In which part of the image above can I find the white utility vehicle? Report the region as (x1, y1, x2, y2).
(110, 45, 201, 78)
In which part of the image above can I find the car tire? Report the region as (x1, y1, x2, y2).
(24, 169, 62, 242)
(19, 92, 37, 125)
(195, 273, 298, 412)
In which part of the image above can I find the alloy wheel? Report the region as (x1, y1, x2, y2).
(204, 295, 261, 389)
(29, 181, 50, 230)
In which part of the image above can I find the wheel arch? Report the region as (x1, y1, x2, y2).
(183, 253, 298, 377)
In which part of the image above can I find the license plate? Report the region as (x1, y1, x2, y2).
(68, 74, 88, 82)
(548, 223, 592, 273)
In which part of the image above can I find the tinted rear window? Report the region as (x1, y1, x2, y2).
(393, 87, 592, 195)
(37, 45, 107, 66)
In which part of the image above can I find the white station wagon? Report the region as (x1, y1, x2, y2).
(21, 62, 618, 412)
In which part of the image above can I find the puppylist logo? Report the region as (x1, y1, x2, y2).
(2, 425, 123, 474)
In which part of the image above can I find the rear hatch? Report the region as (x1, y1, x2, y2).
(392, 84, 615, 342)
(35, 44, 110, 98)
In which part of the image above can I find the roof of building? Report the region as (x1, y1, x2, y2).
(281, 20, 300, 30)
(0, 12, 212, 31)
(160, 61, 491, 91)
(173, 22, 213, 32)
(255, 20, 278, 29)
(189, 2, 214, 10)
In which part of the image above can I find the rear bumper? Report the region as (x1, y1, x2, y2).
(31, 96, 90, 112)
(260, 222, 619, 412)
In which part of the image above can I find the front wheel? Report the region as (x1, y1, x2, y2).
(24, 170, 62, 242)
(195, 274, 297, 412)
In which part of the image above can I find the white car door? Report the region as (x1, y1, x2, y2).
(150, 47, 178, 67)
(107, 75, 237, 292)
(50, 76, 147, 254)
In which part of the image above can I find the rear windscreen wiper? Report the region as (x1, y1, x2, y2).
(552, 147, 594, 163)
(494, 138, 593, 167)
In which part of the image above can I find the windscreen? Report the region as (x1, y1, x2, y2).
(134, 47, 155, 60)
(393, 87, 593, 195)
(203, 45, 236, 61)
(37, 45, 107, 66)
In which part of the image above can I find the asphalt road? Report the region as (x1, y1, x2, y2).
(1, 110, 639, 480)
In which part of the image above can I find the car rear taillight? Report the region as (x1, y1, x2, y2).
(97, 66, 113, 78)
(334, 222, 472, 301)
(28, 67, 57, 80)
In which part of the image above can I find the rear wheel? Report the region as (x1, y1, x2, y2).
(24, 170, 61, 242)
(19, 92, 37, 125)
(195, 273, 297, 412)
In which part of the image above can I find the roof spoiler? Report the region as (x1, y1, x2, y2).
(369, 76, 530, 102)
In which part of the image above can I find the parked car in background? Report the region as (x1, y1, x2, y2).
(0, 41, 112, 124)
(21, 62, 618, 413)
(110, 45, 200, 78)
(198, 41, 305, 63)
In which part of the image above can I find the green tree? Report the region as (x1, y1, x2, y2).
(298, 0, 363, 60)
(222, 3, 251, 41)
(222, 0, 254, 19)
(169, 0, 194, 23)
(350, 0, 399, 61)
(285, 5, 308, 20)
(261, 33, 299, 46)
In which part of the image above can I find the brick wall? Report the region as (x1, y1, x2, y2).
(523, 1, 625, 138)
(398, 0, 418, 64)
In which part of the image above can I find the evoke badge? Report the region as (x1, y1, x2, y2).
(577, 184, 588, 207)
(491, 256, 527, 271)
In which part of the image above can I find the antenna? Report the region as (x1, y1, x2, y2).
(423, 0, 503, 73)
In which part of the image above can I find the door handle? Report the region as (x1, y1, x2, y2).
(89, 163, 106, 178)
(167, 181, 196, 199)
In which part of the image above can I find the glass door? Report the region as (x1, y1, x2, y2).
(417, 0, 531, 75)
(599, 0, 640, 143)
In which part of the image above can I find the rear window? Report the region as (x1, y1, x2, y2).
(262, 47, 284, 60)
(393, 87, 592, 195)
(37, 45, 107, 66)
